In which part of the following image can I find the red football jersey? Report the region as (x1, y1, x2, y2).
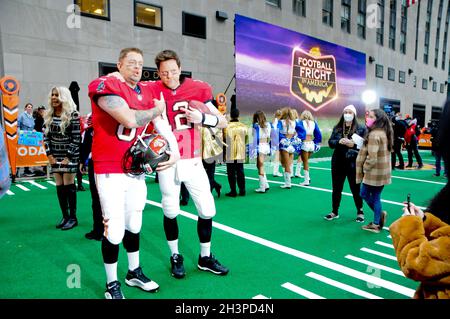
(88, 77, 155, 173)
(149, 78, 213, 159)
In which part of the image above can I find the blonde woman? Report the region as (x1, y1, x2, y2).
(252, 110, 273, 193)
(271, 109, 283, 177)
(297, 110, 322, 186)
(44, 87, 81, 230)
(277, 107, 304, 188)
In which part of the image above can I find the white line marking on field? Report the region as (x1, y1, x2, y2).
(82, 179, 90, 184)
(6, 190, 14, 195)
(345, 255, 404, 276)
(46, 181, 56, 186)
(252, 294, 270, 299)
(305, 272, 382, 299)
(215, 173, 426, 209)
(360, 248, 397, 261)
(281, 282, 325, 299)
(26, 181, 47, 189)
(375, 241, 394, 249)
(15, 184, 30, 191)
(145, 199, 415, 297)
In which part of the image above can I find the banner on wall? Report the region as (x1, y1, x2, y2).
(235, 15, 366, 137)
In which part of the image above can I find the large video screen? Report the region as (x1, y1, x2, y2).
(235, 14, 366, 140)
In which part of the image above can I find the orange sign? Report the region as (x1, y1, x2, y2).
(16, 144, 49, 167)
(1, 76, 20, 177)
(418, 133, 432, 148)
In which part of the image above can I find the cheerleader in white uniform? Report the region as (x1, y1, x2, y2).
(297, 110, 322, 186)
(251, 111, 274, 193)
(277, 107, 304, 189)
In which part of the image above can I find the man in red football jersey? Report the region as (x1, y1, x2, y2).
(149, 50, 229, 278)
(88, 47, 179, 299)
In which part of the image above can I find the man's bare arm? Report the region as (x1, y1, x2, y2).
(97, 93, 165, 128)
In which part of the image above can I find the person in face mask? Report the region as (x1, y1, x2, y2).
(356, 109, 394, 233)
(324, 104, 367, 222)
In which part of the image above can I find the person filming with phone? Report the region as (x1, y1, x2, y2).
(389, 99, 450, 299)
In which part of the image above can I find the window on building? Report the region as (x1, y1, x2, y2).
(75, 0, 110, 20)
(389, 0, 397, 50)
(442, 2, 450, 69)
(432, 81, 437, 91)
(266, 0, 281, 8)
(376, 0, 385, 46)
(423, 0, 433, 64)
(375, 64, 384, 78)
(441, 83, 445, 93)
(399, 70, 406, 83)
(341, 0, 351, 33)
(323, 0, 333, 27)
(388, 67, 395, 81)
(134, 2, 162, 30)
(434, 0, 444, 67)
(182, 12, 206, 39)
(357, 0, 367, 39)
(414, 0, 421, 60)
(432, 106, 442, 120)
(413, 75, 417, 87)
(400, 0, 407, 54)
(422, 78, 428, 89)
(293, 0, 306, 17)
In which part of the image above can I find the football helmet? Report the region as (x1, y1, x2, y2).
(123, 133, 169, 175)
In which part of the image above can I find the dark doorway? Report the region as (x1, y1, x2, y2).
(412, 104, 426, 128)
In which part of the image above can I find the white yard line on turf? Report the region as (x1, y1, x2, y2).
(305, 272, 383, 299)
(344, 255, 405, 277)
(214, 172, 426, 210)
(15, 184, 30, 191)
(247, 165, 446, 186)
(145, 199, 415, 298)
(26, 181, 47, 189)
(281, 282, 325, 299)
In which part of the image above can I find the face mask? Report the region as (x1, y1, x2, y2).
(366, 117, 376, 128)
(343, 113, 354, 122)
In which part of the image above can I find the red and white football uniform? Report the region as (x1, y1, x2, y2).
(87, 76, 154, 244)
(88, 77, 154, 174)
(148, 78, 216, 219)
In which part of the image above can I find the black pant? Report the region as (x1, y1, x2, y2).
(202, 160, 221, 191)
(331, 161, 363, 215)
(391, 139, 404, 168)
(226, 161, 245, 194)
(406, 137, 423, 167)
(180, 182, 189, 203)
(88, 159, 103, 235)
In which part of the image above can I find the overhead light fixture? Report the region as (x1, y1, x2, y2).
(368, 56, 375, 63)
(145, 8, 156, 13)
(216, 10, 228, 21)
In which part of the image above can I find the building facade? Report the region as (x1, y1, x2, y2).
(0, 0, 449, 126)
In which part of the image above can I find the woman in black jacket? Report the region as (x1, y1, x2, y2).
(324, 105, 367, 222)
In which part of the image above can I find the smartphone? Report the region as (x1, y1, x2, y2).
(407, 193, 411, 213)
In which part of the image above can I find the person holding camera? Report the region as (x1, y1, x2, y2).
(389, 99, 450, 299)
(324, 105, 367, 222)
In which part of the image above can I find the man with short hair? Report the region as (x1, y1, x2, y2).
(88, 47, 179, 299)
(148, 49, 229, 278)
